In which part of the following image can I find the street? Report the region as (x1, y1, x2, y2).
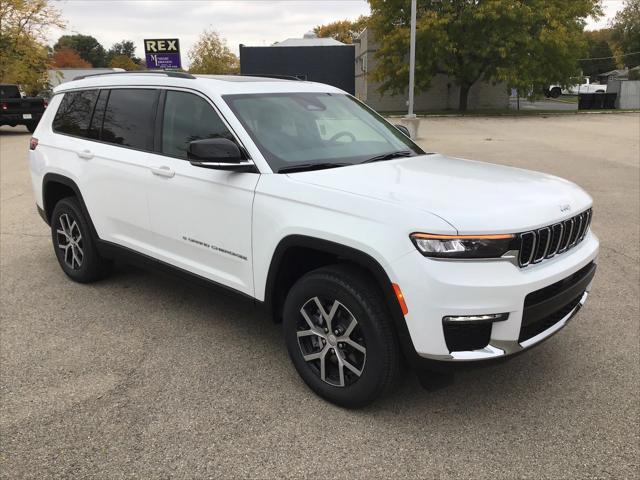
(1, 114, 639, 479)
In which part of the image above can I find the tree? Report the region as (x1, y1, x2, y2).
(54, 34, 106, 67)
(580, 30, 617, 77)
(52, 47, 91, 68)
(610, 0, 640, 67)
(314, 16, 369, 44)
(106, 40, 141, 65)
(188, 29, 238, 74)
(108, 54, 140, 71)
(368, 0, 601, 111)
(0, 0, 65, 93)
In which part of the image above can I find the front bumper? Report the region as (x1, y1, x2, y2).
(389, 231, 599, 362)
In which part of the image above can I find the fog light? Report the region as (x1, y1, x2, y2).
(442, 313, 509, 324)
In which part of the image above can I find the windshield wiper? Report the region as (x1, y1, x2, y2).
(278, 162, 349, 173)
(360, 150, 414, 164)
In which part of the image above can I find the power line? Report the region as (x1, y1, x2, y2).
(578, 51, 640, 61)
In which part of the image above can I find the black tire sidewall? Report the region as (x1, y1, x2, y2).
(283, 270, 395, 408)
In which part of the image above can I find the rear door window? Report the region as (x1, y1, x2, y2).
(161, 90, 234, 159)
(101, 89, 158, 151)
(52, 90, 99, 137)
(87, 89, 109, 140)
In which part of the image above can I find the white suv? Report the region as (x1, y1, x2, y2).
(28, 72, 599, 407)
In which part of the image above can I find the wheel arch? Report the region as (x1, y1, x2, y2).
(263, 235, 419, 365)
(42, 173, 100, 241)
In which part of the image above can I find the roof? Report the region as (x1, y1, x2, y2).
(243, 31, 347, 48)
(600, 69, 628, 76)
(52, 72, 345, 96)
(48, 68, 125, 72)
(273, 37, 346, 47)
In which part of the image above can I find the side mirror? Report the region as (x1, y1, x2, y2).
(188, 138, 255, 171)
(395, 124, 411, 138)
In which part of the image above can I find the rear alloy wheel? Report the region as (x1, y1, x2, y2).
(283, 265, 401, 408)
(51, 197, 111, 283)
(56, 213, 84, 270)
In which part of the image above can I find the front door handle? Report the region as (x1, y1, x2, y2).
(77, 149, 93, 160)
(150, 166, 175, 178)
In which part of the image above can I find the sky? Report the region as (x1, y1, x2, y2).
(47, 0, 626, 68)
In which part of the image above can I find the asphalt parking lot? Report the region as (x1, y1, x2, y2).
(1, 113, 639, 479)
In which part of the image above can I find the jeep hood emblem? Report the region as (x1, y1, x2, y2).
(560, 204, 571, 212)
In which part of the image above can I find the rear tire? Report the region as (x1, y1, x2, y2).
(51, 197, 111, 283)
(549, 87, 562, 98)
(283, 264, 401, 408)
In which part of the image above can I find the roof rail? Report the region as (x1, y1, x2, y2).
(239, 74, 303, 81)
(73, 70, 196, 81)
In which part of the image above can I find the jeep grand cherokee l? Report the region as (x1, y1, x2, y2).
(28, 72, 598, 407)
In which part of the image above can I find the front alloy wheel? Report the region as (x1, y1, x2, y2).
(283, 265, 401, 408)
(297, 297, 367, 387)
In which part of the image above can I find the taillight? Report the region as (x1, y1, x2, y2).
(29, 137, 38, 150)
(43, 100, 48, 108)
(1, 102, 7, 110)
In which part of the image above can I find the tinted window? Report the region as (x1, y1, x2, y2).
(52, 90, 99, 137)
(162, 90, 233, 159)
(88, 89, 109, 140)
(0, 85, 21, 99)
(101, 89, 158, 150)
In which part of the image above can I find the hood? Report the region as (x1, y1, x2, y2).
(287, 154, 593, 234)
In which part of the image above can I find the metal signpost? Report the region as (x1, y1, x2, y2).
(144, 38, 182, 70)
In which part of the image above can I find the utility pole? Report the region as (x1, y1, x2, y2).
(403, 0, 419, 139)
(407, 0, 417, 118)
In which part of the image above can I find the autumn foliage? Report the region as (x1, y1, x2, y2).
(188, 29, 238, 74)
(52, 47, 91, 68)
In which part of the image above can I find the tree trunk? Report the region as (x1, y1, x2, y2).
(458, 84, 470, 111)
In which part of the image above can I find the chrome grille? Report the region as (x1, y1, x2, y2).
(518, 209, 592, 267)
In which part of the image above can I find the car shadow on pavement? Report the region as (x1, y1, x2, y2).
(99, 261, 568, 415)
(0, 128, 31, 135)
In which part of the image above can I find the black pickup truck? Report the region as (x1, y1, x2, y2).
(0, 84, 46, 133)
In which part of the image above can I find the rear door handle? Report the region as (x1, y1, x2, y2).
(77, 149, 93, 160)
(150, 166, 175, 178)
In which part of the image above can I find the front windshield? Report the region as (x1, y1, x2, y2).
(223, 92, 424, 172)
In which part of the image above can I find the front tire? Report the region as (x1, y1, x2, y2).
(51, 197, 111, 283)
(283, 265, 401, 408)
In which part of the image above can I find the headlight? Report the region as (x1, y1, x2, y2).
(410, 233, 515, 259)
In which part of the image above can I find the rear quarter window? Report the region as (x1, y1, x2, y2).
(52, 90, 99, 137)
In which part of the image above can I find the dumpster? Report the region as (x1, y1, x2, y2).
(578, 93, 594, 109)
(603, 92, 617, 109)
(579, 92, 617, 110)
